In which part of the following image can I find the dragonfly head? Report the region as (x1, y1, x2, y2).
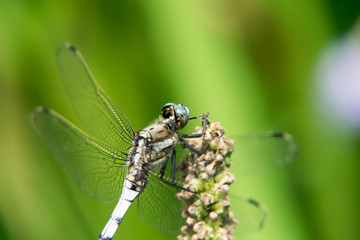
(161, 103, 189, 130)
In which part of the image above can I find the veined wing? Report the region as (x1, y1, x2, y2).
(231, 132, 297, 176)
(230, 194, 268, 234)
(155, 132, 297, 178)
(137, 145, 187, 234)
(31, 106, 128, 204)
(229, 132, 296, 233)
(137, 173, 184, 235)
(57, 43, 134, 150)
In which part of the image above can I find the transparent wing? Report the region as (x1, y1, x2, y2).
(137, 173, 184, 235)
(57, 43, 134, 150)
(230, 194, 268, 234)
(31, 106, 128, 204)
(156, 132, 297, 179)
(230, 132, 297, 176)
(229, 132, 297, 232)
(136, 145, 188, 235)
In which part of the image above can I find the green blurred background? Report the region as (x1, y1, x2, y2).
(1, 0, 359, 239)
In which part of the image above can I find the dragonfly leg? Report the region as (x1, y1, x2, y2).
(159, 149, 177, 185)
(158, 151, 197, 194)
(188, 112, 209, 120)
(160, 176, 197, 194)
(159, 177, 213, 211)
(181, 140, 213, 157)
(179, 113, 209, 139)
(159, 159, 168, 180)
(181, 140, 201, 155)
(171, 148, 176, 184)
(161, 150, 215, 212)
(158, 149, 176, 185)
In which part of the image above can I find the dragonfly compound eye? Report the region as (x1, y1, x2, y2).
(161, 103, 189, 130)
(161, 103, 176, 119)
(174, 103, 189, 130)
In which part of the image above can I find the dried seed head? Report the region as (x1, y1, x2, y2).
(222, 200, 231, 208)
(176, 121, 236, 240)
(187, 204, 198, 217)
(209, 211, 218, 221)
(192, 221, 205, 233)
(199, 172, 209, 180)
(181, 225, 190, 234)
(186, 217, 196, 226)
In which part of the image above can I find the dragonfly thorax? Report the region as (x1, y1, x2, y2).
(125, 103, 189, 187)
(127, 122, 178, 190)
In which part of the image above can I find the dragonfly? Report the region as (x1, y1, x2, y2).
(31, 43, 297, 239)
